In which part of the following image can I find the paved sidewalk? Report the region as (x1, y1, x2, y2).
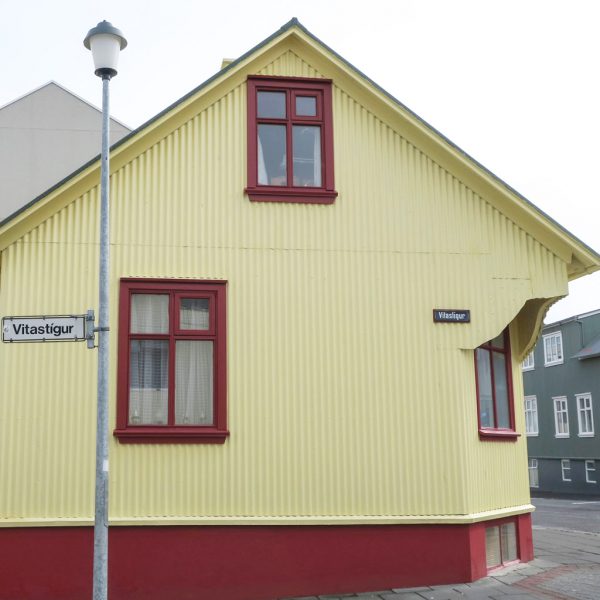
(283, 527, 600, 600)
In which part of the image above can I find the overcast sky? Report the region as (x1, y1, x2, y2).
(1, 0, 598, 323)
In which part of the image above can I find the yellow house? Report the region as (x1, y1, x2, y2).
(1, 18, 598, 600)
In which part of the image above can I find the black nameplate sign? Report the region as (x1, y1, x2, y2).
(433, 309, 470, 323)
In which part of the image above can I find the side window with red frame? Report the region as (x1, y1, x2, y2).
(475, 328, 518, 440)
(114, 279, 228, 444)
(246, 76, 337, 204)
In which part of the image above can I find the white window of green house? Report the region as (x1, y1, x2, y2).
(576, 394, 594, 437)
(553, 397, 569, 437)
(522, 351, 534, 371)
(524, 396, 538, 436)
(485, 521, 518, 570)
(543, 331, 563, 366)
(561, 459, 572, 482)
(528, 458, 539, 488)
(585, 460, 596, 484)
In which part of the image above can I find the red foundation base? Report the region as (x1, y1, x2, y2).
(0, 514, 532, 600)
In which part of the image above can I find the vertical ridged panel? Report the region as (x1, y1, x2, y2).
(0, 49, 566, 523)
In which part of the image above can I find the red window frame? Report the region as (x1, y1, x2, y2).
(474, 328, 519, 441)
(245, 75, 337, 204)
(114, 278, 228, 444)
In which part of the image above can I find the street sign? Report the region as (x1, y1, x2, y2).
(2, 315, 87, 342)
(433, 309, 471, 323)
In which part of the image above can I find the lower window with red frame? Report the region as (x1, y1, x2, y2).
(114, 279, 228, 443)
(485, 519, 519, 571)
(475, 327, 518, 440)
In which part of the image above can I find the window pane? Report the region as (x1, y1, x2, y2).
(544, 333, 562, 364)
(525, 397, 538, 434)
(560, 410, 568, 433)
(476, 348, 494, 428)
(528, 459, 539, 488)
(586, 410, 593, 432)
(296, 96, 317, 116)
(555, 399, 569, 435)
(129, 340, 169, 425)
(180, 298, 209, 330)
(257, 91, 286, 118)
(258, 124, 287, 186)
(586, 460, 596, 483)
(293, 126, 321, 187)
(500, 523, 517, 562)
(131, 294, 169, 333)
(175, 341, 213, 425)
(485, 527, 501, 568)
(493, 352, 510, 429)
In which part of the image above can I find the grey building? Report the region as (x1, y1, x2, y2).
(523, 309, 600, 495)
(0, 81, 129, 222)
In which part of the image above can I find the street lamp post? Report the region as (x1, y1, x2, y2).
(84, 20, 127, 600)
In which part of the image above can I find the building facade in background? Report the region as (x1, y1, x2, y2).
(0, 81, 129, 222)
(524, 310, 600, 495)
(0, 19, 599, 600)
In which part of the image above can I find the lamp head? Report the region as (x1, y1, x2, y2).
(84, 21, 127, 78)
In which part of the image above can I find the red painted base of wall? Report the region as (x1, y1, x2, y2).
(0, 514, 532, 600)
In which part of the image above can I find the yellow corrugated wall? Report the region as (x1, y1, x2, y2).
(0, 49, 565, 526)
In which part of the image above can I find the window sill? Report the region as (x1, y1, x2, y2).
(245, 186, 338, 204)
(544, 361, 563, 367)
(578, 433, 595, 437)
(555, 434, 570, 439)
(114, 427, 229, 444)
(478, 429, 520, 441)
(525, 432, 539, 437)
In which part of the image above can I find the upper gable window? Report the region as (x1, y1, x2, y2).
(246, 76, 337, 204)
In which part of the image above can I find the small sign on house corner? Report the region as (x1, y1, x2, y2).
(433, 309, 471, 323)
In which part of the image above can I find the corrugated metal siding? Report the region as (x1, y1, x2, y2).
(0, 50, 564, 524)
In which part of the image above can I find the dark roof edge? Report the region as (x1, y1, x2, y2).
(2, 16, 599, 266)
(544, 308, 600, 329)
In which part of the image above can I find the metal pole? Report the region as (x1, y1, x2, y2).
(93, 73, 111, 600)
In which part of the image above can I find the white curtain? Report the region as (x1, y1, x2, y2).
(175, 341, 213, 425)
(130, 294, 168, 333)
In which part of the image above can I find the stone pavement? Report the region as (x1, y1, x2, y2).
(283, 527, 600, 600)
